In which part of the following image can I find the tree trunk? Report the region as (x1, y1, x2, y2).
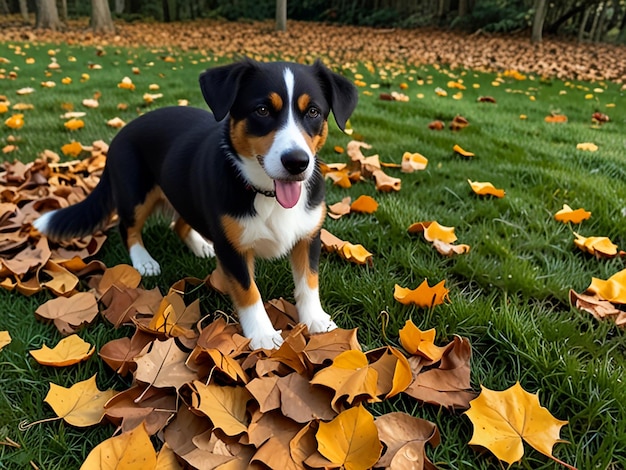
(531, 0, 548, 43)
(35, 0, 63, 30)
(0, 0, 9, 15)
(91, 0, 115, 32)
(114, 0, 124, 15)
(276, 0, 287, 31)
(458, 0, 468, 17)
(578, 6, 591, 42)
(19, 0, 29, 22)
(588, 2, 603, 42)
(58, 0, 67, 21)
(546, 3, 586, 34)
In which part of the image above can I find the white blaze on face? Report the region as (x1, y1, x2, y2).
(264, 68, 314, 209)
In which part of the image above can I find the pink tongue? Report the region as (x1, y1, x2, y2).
(274, 181, 302, 209)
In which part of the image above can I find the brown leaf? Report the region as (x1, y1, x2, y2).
(97, 264, 142, 296)
(99, 329, 154, 376)
(35, 292, 99, 334)
(276, 373, 336, 423)
(134, 337, 197, 391)
(303, 328, 361, 365)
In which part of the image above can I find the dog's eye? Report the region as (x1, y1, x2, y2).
(306, 107, 321, 119)
(255, 105, 270, 117)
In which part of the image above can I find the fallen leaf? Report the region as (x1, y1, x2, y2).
(586, 268, 626, 304)
(30, 334, 95, 366)
(422, 221, 457, 244)
(398, 320, 447, 362)
(275, 373, 336, 422)
(98, 264, 142, 295)
(0, 331, 11, 352)
(316, 405, 382, 470)
(188, 380, 251, 436)
(450, 115, 469, 130)
(576, 142, 598, 152)
(545, 113, 568, 123)
(328, 197, 352, 219)
(61, 141, 84, 157)
(99, 329, 154, 376)
(432, 239, 471, 256)
(350, 195, 378, 213)
(569, 290, 625, 326)
(375, 412, 440, 469)
(452, 144, 474, 157)
(373, 169, 401, 192)
(45, 374, 116, 427)
(367, 346, 413, 399)
(64, 118, 85, 130)
(4, 113, 24, 129)
(465, 382, 571, 467)
(394, 279, 450, 308)
(134, 338, 197, 391)
(401, 152, 428, 173)
(573, 232, 619, 258)
(468, 179, 505, 198)
(554, 204, 591, 224)
(34, 292, 99, 334)
(428, 120, 445, 130)
(81, 423, 157, 469)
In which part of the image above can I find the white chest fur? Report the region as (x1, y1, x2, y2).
(237, 193, 323, 259)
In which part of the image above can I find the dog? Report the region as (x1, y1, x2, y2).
(34, 58, 358, 350)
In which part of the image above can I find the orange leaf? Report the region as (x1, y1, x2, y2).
(554, 204, 591, 223)
(61, 141, 84, 157)
(398, 319, 447, 362)
(328, 197, 352, 219)
(394, 279, 450, 308)
(423, 221, 457, 243)
(0, 331, 11, 352)
(468, 179, 505, 198)
(316, 405, 382, 470)
(188, 380, 251, 436)
(372, 169, 401, 192)
(30, 334, 95, 367)
(4, 113, 24, 129)
(401, 152, 428, 173)
(340, 242, 374, 265)
(350, 195, 378, 213)
(465, 382, 571, 467)
(586, 268, 626, 304)
(452, 144, 474, 157)
(545, 113, 568, 123)
(64, 118, 84, 130)
(82, 423, 157, 468)
(573, 232, 618, 258)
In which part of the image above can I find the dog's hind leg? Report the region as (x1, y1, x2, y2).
(172, 218, 215, 258)
(119, 187, 164, 276)
(290, 235, 337, 334)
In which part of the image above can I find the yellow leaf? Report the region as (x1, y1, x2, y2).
(573, 232, 618, 258)
(468, 179, 505, 198)
(316, 405, 382, 470)
(393, 279, 450, 308)
(587, 268, 626, 304)
(30, 334, 95, 367)
(107, 116, 126, 128)
(398, 319, 447, 362)
(576, 142, 598, 152)
(0, 331, 11, 352)
(61, 141, 84, 157)
(554, 204, 591, 224)
(340, 242, 374, 265)
(401, 151, 428, 173)
(45, 374, 116, 427)
(81, 423, 157, 470)
(452, 144, 474, 157)
(423, 221, 457, 243)
(465, 382, 570, 466)
(189, 380, 251, 436)
(310, 350, 378, 411)
(367, 346, 413, 399)
(350, 195, 378, 213)
(5, 113, 24, 129)
(118, 76, 136, 90)
(64, 118, 85, 131)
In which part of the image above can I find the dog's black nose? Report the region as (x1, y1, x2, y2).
(281, 150, 310, 175)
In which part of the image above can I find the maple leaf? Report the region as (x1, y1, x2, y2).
(375, 412, 440, 469)
(316, 405, 382, 470)
(394, 280, 450, 308)
(81, 423, 157, 469)
(99, 329, 154, 376)
(468, 179, 505, 198)
(465, 382, 573, 468)
(0, 330, 11, 352)
(44, 374, 116, 427)
(554, 204, 591, 224)
(134, 337, 197, 391)
(398, 319, 447, 362)
(145, 292, 200, 338)
(303, 327, 361, 365)
(310, 349, 378, 411)
(30, 334, 95, 366)
(188, 380, 251, 436)
(34, 292, 99, 334)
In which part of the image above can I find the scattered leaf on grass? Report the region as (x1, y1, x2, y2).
(320, 229, 373, 266)
(569, 290, 626, 326)
(30, 334, 95, 366)
(0, 331, 11, 352)
(401, 152, 428, 173)
(465, 382, 572, 468)
(394, 280, 450, 308)
(34, 292, 99, 335)
(545, 113, 568, 123)
(468, 179, 505, 198)
(316, 405, 382, 470)
(350, 194, 378, 213)
(586, 268, 626, 304)
(554, 204, 591, 224)
(573, 232, 619, 258)
(81, 423, 157, 469)
(45, 374, 116, 427)
(576, 142, 598, 152)
(398, 319, 446, 362)
(452, 144, 474, 158)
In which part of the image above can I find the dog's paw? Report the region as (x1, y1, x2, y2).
(129, 244, 161, 276)
(305, 316, 338, 334)
(248, 330, 284, 350)
(185, 230, 215, 258)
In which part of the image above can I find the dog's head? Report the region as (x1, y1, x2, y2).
(199, 59, 358, 208)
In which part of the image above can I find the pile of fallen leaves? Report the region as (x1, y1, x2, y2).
(1, 17, 625, 83)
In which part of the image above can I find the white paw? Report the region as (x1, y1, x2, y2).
(306, 316, 338, 334)
(129, 244, 161, 276)
(185, 230, 215, 258)
(248, 330, 284, 350)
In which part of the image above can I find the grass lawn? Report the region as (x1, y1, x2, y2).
(0, 36, 625, 469)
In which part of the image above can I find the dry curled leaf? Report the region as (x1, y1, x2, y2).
(573, 232, 619, 258)
(586, 268, 626, 304)
(468, 179, 505, 198)
(452, 144, 474, 157)
(34, 292, 99, 334)
(398, 320, 447, 362)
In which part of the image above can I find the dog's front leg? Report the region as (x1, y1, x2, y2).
(290, 235, 337, 334)
(213, 254, 284, 350)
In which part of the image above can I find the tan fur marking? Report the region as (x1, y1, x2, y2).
(229, 118, 277, 160)
(126, 187, 164, 248)
(301, 120, 329, 155)
(297, 94, 311, 113)
(290, 239, 319, 290)
(269, 92, 283, 112)
(215, 256, 260, 307)
(172, 218, 192, 241)
(221, 215, 245, 252)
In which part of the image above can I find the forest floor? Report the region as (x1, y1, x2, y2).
(0, 16, 625, 83)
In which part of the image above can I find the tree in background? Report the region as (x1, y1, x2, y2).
(35, 0, 63, 30)
(91, 0, 115, 32)
(276, 0, 286, 31)
(531, 0, 547, 42)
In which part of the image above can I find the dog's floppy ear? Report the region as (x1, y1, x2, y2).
(313, 60, 359, 132)
(199, 59, 256, 121)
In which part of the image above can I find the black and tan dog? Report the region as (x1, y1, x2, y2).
(34, 59, 358, 350)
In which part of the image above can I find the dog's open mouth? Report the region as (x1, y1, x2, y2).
(274, 180, 302, 209)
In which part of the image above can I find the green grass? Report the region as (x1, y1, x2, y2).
(1, 39, 625, 469)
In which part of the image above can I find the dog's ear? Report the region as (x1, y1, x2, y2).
(313, 60, 359, 132)
(199, 59, 255, 121)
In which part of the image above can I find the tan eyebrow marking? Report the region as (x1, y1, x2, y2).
(297, 93, 311, 113)
(269, 92, 283, 111)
